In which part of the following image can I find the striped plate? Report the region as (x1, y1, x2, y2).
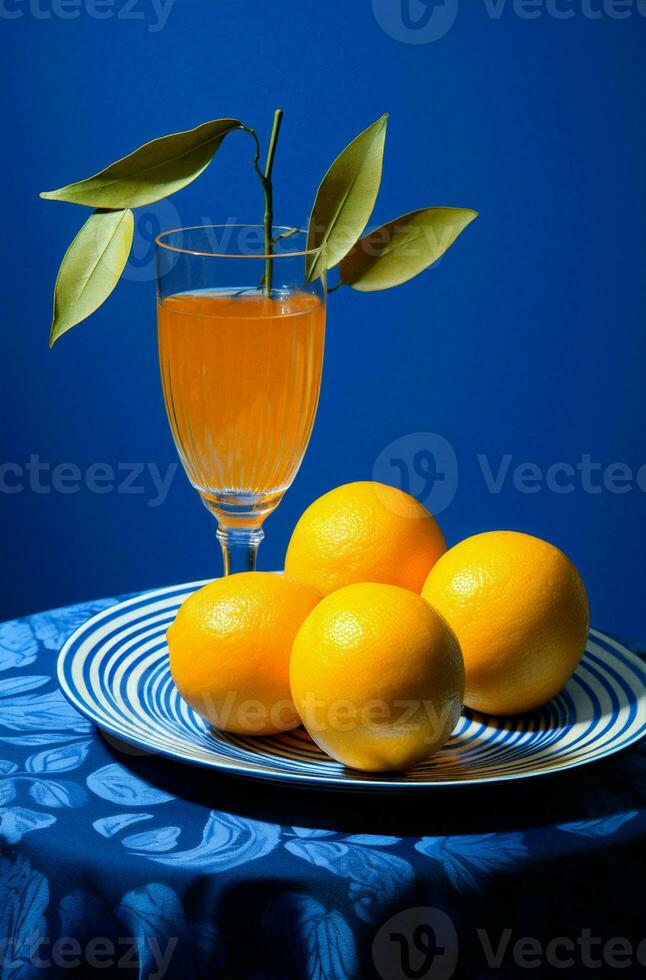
(57, 582, 646, 790)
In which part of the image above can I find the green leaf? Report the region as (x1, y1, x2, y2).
(339, 207, 478, 291)
(306, 114, 388, 280)
(49, 209, 134, 347)
(40, 119, 243, 209)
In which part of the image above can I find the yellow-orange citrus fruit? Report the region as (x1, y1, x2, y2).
(285, 481, 446, 595)
(290, 583, 464, 771)
(167, 572, 320, 735)
(422, 531, 589, 715)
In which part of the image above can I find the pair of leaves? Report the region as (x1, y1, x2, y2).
(43, 119, 243, 345)
(307, 113, 477, 290)
(44, 112, 478, 344)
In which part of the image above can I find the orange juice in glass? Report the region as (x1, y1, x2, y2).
(156, 225, 326, 574)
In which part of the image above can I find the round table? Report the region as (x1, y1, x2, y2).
(1, 597, 644, 979)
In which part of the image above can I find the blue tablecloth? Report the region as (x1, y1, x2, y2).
(0, 598, 644, 979)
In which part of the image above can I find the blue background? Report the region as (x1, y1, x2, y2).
(1, 0, 644, 638)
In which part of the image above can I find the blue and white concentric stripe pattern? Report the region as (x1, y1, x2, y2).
(57, 582, 646, 790)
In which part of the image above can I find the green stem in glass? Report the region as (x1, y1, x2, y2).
(262, 109, 283, 292)
(244, 109, 284, 295)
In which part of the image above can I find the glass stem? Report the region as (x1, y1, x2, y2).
(217, 526, 264, 575)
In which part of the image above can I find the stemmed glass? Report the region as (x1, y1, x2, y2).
(156, 224, 327, 575)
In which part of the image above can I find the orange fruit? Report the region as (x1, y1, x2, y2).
(285, 481, 446, 595)
(167, 572, 320, 735)
(290, 583, 464, 771)
(422, 531, 589, 715)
